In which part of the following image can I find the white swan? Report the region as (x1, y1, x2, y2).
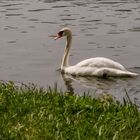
(55, 27, 138, 77)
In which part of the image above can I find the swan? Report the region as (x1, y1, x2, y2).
(55, 27, 138, 77)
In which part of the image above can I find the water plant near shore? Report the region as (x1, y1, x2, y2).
(0, 81, 140, 140)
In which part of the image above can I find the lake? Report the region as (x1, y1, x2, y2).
(0, 0, 140, 103)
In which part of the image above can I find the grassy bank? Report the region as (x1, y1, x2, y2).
(0, 82, 140, 140)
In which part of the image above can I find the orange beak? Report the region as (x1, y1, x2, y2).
(54, 33, 63, 40)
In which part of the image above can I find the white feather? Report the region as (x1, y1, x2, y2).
(55, 27, 138, 77)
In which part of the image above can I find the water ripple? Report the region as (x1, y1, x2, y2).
(40, 21, 58, 24)
(28, 9, 51, 12)
(0, 0, 140, 103)
(129, 27, 140, 32)
(0, 3, 23, 7)
(40, 0, 73, 3)
(115, 9, 132, 12)
(5, 14, 23, 16)
(97, 1, 127, 4)
(52, 5, 71, 8)
(6, 8, 22, 10)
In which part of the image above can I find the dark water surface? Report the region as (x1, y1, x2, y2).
(0, 0, 140, 102)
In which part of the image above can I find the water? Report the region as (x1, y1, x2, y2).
(0, 0, 140, 102)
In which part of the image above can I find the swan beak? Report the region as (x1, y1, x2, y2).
(54, 34, 62, 40)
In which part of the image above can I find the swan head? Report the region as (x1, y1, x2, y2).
(55, 27, 72, 40)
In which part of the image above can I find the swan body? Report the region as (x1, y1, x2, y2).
(55, 27, 138, 77)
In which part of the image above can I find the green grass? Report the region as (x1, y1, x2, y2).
(0, 81, 140, 140)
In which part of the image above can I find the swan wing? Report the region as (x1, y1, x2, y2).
(76, 57, 126, 71)
(65, 66, 138, 77)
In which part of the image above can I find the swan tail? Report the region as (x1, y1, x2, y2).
(110, 71, 138, 77)
(94, 68, 138, 77)
(121, 71, 138, 77)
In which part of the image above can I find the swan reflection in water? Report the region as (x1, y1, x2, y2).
(59, 68, 140, 106)
(61, 73, 130, 96)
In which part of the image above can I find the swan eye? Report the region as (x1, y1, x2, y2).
(58, 31, 64, 37)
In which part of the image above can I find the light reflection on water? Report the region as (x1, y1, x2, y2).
(0, 0, 140, 103)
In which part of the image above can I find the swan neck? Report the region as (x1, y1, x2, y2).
(61, 35, 72, 70)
